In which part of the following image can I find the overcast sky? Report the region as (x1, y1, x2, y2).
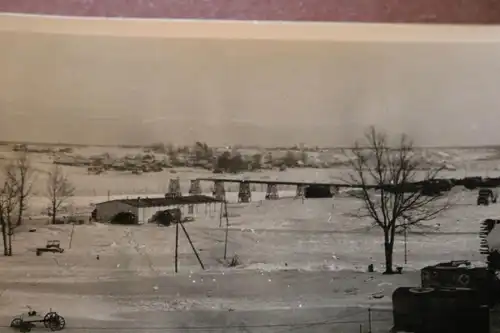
(1, 16, 500, 147)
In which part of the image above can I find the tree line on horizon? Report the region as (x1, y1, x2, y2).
(146, 141, 310, 173)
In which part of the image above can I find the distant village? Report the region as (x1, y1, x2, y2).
(11, 142, 457, 176)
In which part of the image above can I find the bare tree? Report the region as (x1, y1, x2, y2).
(0, 190, 7, 255)
(0, 181, 11, 256)
(0, 165, 20, 256)
(46, 165, 75, 225)
(342, 126, 452, 274)
(8, 153, 35, 226)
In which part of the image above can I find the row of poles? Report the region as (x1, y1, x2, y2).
(173, 200, 230, 273)
(170, 178, 305, 273)
(172, 177, 231, 273)
(167, 178, 410, 273)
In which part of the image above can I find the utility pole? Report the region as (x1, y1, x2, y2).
(223, 200, 230, 260)
(404, 223, 408, 265)
(368, 307, 372, 333)
(174, 221, 179, 273)
(219, 201, 223, 228)
(402, 216, 409, 265)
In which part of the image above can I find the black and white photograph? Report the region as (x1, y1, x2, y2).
(1, 7, 500, 333)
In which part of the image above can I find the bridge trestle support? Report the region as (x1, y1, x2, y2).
(265, 183, 279, 200)
(166, 178, 182, 198)
(238, 182, 252, 203)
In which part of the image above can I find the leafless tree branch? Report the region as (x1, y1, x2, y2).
(341, 126, 453, 274)
(45, 165, 75, 225)
(0, 162, 21, 256)
(7, 153, 35, 227)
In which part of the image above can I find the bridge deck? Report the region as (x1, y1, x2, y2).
(196, 177, 372, 188)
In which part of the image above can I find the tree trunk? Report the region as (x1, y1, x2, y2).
(51, 201, 56, 225)
(6, 212, 12, 256)
(383, 228, 394, 274)
(7, 229, 12, 256)
(16, 197, 24, 226)
(0, 215, 8, 256)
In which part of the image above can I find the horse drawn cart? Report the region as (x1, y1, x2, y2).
(10, 309, 66, 332)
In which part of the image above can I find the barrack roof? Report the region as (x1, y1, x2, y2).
(99, 195, 221, 208)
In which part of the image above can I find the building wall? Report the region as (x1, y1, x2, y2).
(138, 203, 220, 224)
(138, 205, 171, 224)
(95, 201, 221, 224)
(95, 201, 137, 222)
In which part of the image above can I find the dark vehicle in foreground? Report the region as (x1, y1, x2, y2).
(392, 286, 489, 333)
(392, 260, 496, 333)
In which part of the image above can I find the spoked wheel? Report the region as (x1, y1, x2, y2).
(10, 317, 22, 328)
(48, 315, 65, 331)
(44, 312, 57, 329)
(51, 315, 66, 331)
(44, 312, 66, 331)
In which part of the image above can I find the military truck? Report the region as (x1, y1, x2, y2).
(391, 218, 500, 332)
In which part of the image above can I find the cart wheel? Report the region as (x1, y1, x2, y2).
(10, 317, 22, 328)
(44, 312, 59, 329)
(45, 313, 65, 331)
(51, 315, 65, 331)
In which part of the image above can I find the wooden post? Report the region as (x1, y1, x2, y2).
(223, 200, 230, 260)
(368, 308, 372, 333)
(404, 224, 408, 265)
(219, 201, 223, 228)
(174, 221, 179, 273)
(180, 222, 205, 270)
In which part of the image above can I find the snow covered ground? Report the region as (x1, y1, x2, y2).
(0, 184, 492, 332)
(1, 146, 499, 331)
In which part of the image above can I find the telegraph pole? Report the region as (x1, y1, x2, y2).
(404, 224, 408, 265)
(403, 216, 409, 265)
(368, 307, 372, 333)
(223, 200, 230, 259)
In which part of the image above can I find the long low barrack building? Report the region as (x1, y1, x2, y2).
(94, 194, 222, 224)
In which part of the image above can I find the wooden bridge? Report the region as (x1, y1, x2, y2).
(180, 175, 496, 203)
(193, 177, 373, 202)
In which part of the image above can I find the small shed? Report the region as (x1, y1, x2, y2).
(94, 195, 221, 224)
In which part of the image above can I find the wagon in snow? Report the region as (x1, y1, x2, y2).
(10, 308, 66, 332)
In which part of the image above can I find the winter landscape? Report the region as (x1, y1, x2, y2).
(2, 12, 500, 333)
(0, 141, 499, 332)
